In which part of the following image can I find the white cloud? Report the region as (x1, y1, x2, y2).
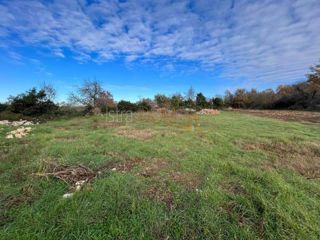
(0, 0, 319, 84)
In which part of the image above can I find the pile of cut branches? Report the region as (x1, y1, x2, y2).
(32, 161, 96, 187)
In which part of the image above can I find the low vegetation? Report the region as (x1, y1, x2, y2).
(1, 111, 320, 239)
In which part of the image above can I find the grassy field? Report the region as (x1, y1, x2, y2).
(1, 111, 320, 239)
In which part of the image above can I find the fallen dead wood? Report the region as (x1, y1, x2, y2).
(32, 161, 96, 187)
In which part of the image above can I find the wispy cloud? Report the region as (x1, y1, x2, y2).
(0, 0, 319, 84)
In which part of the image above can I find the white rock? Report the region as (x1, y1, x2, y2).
(0, 120, 10, 125)
(16, 128, 25, 133)
(6, 134, 14, 139)
(75, 180, 86, 186)
(62, 193, 74, 199)
(15, 134, 23, 138)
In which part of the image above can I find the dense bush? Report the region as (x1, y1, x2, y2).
(8, 88, 58, 116)
(195, 93, 210, 110)
(117, 100, 138, 112)
(154, 94, 170, 108)
(211, 97, 224, 109)
(170, 94, 184, 110)
(0, 103, 8, 112)
(137, 99, 153, 112)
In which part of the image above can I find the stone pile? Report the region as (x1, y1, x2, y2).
(1, 120, 35, 139)
(6, 126, 32, 139)
(0, 120, 34, 127)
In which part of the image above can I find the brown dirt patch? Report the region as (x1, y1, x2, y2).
(221, 181, 247, 195)
(169, 171, 203, 190)
(237, 140, 320, 179)
(236, 142, 258, 151)
(139, 158, 170, 177)
(116, 128, 156, 140)
(101, 157, 145, 173)
(236, 109, 320, 123)
(142, 181, 174, 210)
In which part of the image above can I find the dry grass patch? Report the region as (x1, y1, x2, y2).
(237, 140, 320, 179)
(236, 109, 320, 123)
(92, 121, 124, 129)
(116, 127, 157, 140)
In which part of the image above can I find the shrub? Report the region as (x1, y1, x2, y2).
(195, 93, 209, 110)
(170, 94, 184, 110)
(0, 103, 8, 112)
(8, 88, 58, 116)
(117, 100, 138, 112)
(137, 99, 153, 112)
(212, 97, 224, 109)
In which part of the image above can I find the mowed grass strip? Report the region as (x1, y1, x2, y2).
(0, 111, 320, 239)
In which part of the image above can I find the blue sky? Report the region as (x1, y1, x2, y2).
(0, 0, 319, 102)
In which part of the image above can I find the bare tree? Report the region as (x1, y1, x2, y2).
(185, 86, 195, 101)
(41, 82, 56, 101)
(69, 79, 113, 110)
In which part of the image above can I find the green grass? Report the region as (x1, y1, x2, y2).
(1, 111, 320, 239)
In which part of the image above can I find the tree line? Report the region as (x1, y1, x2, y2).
(0, 62, 319, 120)
(224, 63, 320, 110)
